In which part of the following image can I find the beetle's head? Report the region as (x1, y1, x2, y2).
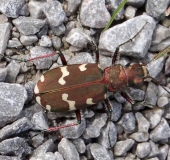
(124, 63, 148, 86)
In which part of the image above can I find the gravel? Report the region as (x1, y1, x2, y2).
(0, 0, 170, 160)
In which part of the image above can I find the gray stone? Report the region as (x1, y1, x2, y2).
(54, 151, 64, 160)
(24, 81, 35, 104)
(0, 23, 11, 60)
(0, 156, 21, 160)
(157, 96, 169, 108)
(72, 138, 86, 154)
(150, 118, 170, 142)
(146, 0, 169, 19)
(126, 0, 146, 8)
(150, 37, 170, 52)
(30, 139, 55, 158)
(28, 1, 46, 19)
(30, 152, 57, 160)
(158, 144, 169, 160)
(124, 6, 137, 19)
(129, 132, 149, 142)
(98, 121, 117, 148)
(31, 134, 44, 148)
(68, 52, 95, 64)
(110, 100, 122, 122)
(114, 139, 135, 156)
(148, 140, 160, 158)
(151, 24, 170, 45)
(31, 111, 49, 131)
(82, 113, 107, 139)
(135, 112, 150, 132)
(90, 143, 112, 160)
(0, 117, 33, 141)
(67, 0, 81, 14)
(99, 15, 156, 58)
(43, 1, 66, 27)
(52, 36, 62, 49)
(16, 74, 24, 84)
(80, 0, 111, 28)
(51, 23, 66, 36)
(147, 56, 166, 78)
(6, 60, 20, 83)
(66, 28, 89, 48)
(0, 14, 8, 24)
(7, 38, 23, 48)
(20, 35, 38, 46)
(118, 112, 136, 133)
(39, 35, 52, 47)
(136, 142, 151, 158)
(144, 82, 158, 107)
(60, 118, 86, 139)
(29, 46, 57, 69)
(162, 18, 170, 27)
(0, 137, 32, 157)
(19, 4, 29, 16)
(0, 83, 27, 127)
(165, 56, 170, 75)
(12, 16, 46, 35)
(0, 0, 25, 18)
(128, 87, 145, 101)
(113, 92, 126, 104)
(58, 138, 80, 160)
(98, 55, 112, 69)
(0, 68, 7, 82)
(142, 108, 164, 129)
(12, 31, 20, 38)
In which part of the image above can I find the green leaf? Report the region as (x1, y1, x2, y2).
(103, 0, 128, 32)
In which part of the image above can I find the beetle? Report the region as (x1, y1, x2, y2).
(33, 46, 169, 132)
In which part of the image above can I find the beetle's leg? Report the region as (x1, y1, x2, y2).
(58, 51, 67, 66)
(121, 91, 135, 104)
(44, 122, 79, 132)
(95, 48, 99, 63)
(75, 110, 81, 124)
(103, 99, 112, 120)
(112, 47, 120, 64)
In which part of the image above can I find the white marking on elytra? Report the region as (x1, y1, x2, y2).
(98, 64, 102, 69)
(62, 93, 76, 110)
(46, 105, 51, 111)
(104, 93, 107, 99)
(79, 64, 87, 71)
(86, 98, 95, 105)
(34, 85, 39, 94)
(58, 66, 69, 85)
(36, 96, 41, 105)
(40, 75, 45, 82)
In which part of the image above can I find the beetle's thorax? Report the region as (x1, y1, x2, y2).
(104, 64, 148, 92)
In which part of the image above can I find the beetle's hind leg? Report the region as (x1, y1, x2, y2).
(43, 110, 81, 132)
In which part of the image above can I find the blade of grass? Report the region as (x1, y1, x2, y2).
(152, 45, 170, 62)
(103, 0, 127, 32)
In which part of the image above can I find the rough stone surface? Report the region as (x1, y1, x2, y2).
(0, 83, 27, 128)
(99, 15, 156, 58)
(80, 0, 111, 28)
(12, 16, 46, 35)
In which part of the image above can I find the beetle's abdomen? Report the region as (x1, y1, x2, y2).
(34, 64, 106, 112)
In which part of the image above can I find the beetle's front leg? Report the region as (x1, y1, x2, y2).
(75, 110, 81, 124)
(121, 91, 134, 104)
(103, 99, 112, 120)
